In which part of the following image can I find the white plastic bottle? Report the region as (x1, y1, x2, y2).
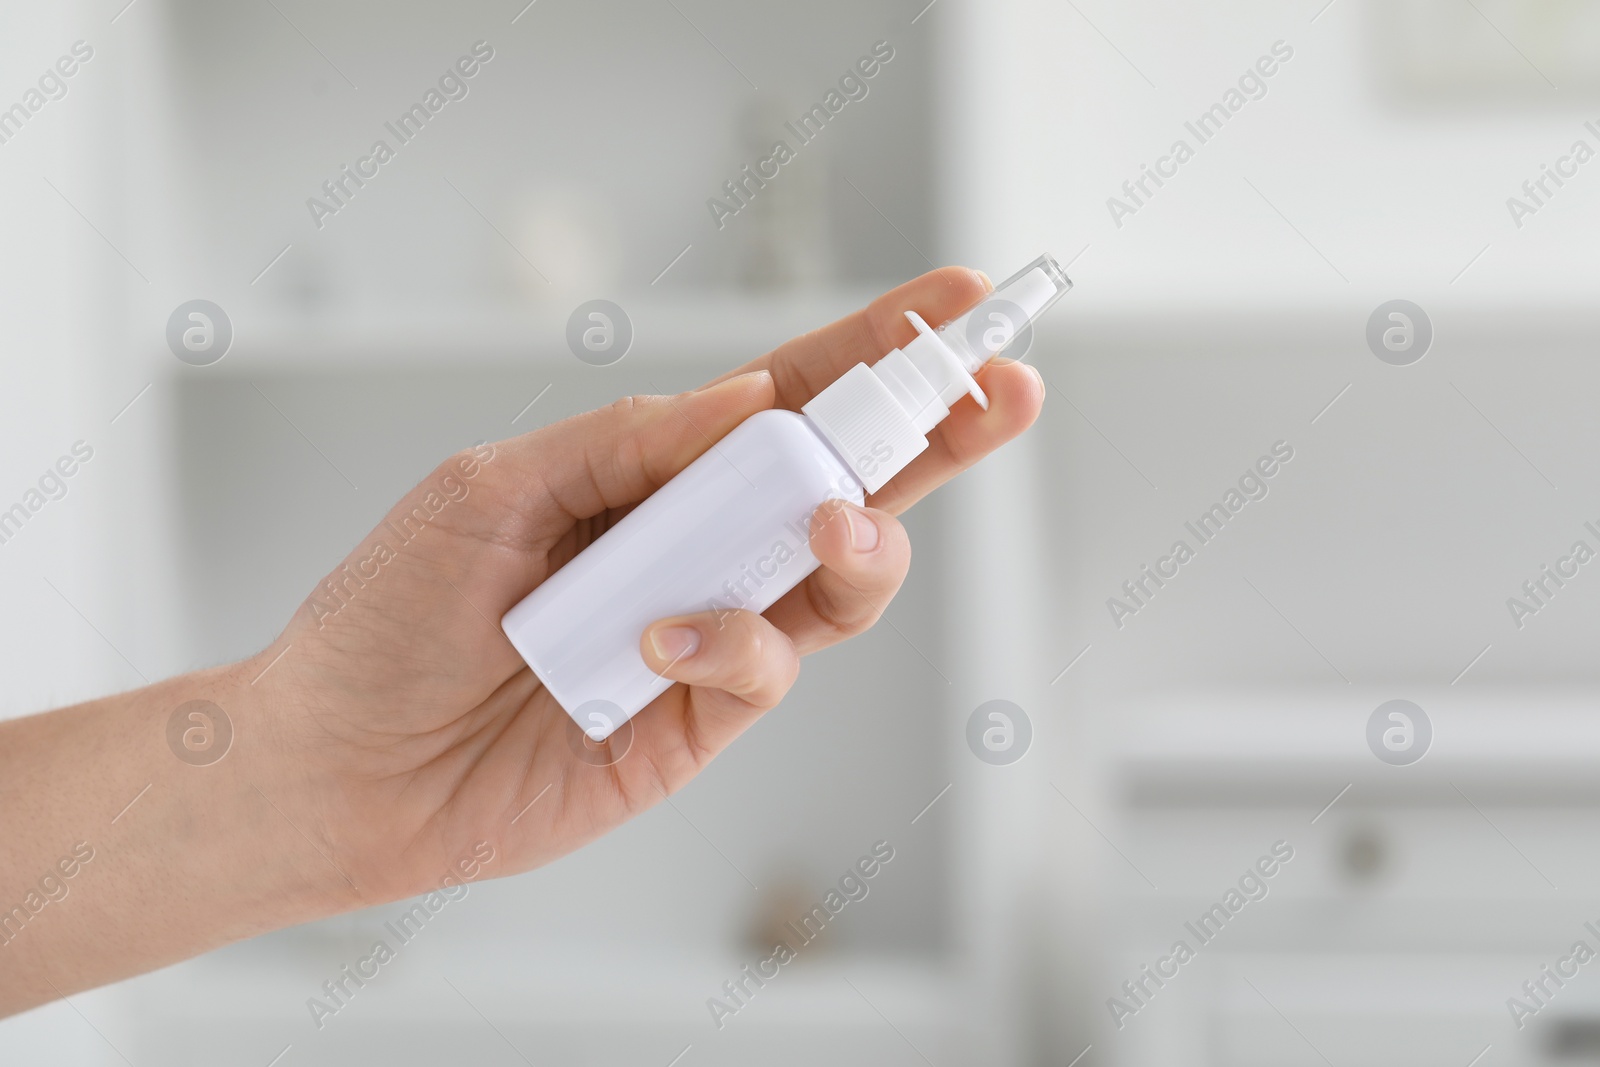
(502, 254, 1071, 739)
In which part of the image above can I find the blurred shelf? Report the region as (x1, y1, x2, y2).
(127, 949, 959, 1027)
(87, 950, 970, 1067)
(143, 295, 1600, 382)
(157, 291, 883, 376)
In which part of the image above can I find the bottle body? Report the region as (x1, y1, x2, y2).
(501, 408, 865, 737)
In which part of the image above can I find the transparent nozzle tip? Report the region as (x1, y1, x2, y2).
(940, 253, 1073, 370)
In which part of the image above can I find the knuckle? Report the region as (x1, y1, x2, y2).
(438, 444, 486, 481)
(728, 615, 771, 686)
(605, 393, 649, 420)
(678, 715, 718, 770)
(881, 514, 912, 561)
(806, 576, 876, 637)
(422, 444, 499, 510)
(777, 643, 801, 692)
(718, 614, 793, 702)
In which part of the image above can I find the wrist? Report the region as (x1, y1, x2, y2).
(97, 655, 365, 941)
(0, 656, 361, 1013)
(214, 649, 370, 919)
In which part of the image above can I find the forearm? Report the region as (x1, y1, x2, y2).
(0, 658, 356, 1017)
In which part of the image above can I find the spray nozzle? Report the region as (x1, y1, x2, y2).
(898, 253, 1072, 415)
(942, 254, 1073, 371)
(802, 251, 1072, 494)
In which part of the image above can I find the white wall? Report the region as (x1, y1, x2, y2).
(936, 2, 1600, 1062)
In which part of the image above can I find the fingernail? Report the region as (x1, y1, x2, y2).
(975, 268, 994, 292)
(845, 505, 880, 553)
(650, 625, 701, 663)
(1028, 363, 1044, 391)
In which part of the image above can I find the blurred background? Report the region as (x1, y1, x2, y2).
(3, 0, 1600, 1063)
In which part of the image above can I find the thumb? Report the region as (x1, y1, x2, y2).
(501, 370, 776, 525)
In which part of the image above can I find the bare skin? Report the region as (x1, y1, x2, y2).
(0, 267, 1043, 1017)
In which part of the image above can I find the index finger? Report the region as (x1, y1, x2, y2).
(707, 266, 992, 411)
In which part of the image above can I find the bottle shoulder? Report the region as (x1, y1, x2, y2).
(740, 406, 811, 430)
(726, 408, 865, 501)
(736, 407, 830, 448)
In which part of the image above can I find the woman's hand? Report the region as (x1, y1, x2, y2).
(251, 267, 1045, 905)
(0, 267, 1043, 1016)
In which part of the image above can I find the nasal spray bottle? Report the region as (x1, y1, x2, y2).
(502, 254, 1071, 740)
